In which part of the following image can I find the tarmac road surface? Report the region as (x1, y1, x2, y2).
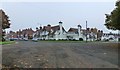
(2, 41, 119, 68)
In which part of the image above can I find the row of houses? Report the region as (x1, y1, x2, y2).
(33, 21, 103, 41)
(6, 21, 120, 41)
(6, 28, 34, 40)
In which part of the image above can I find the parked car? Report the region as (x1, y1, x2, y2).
(103, 38, 109, 41)
(32, 38, 39, 42)
(18, 38, 23, 40)
(9, 38, 14, 41)
(9, 38, 18, 41)
(23, 38, 28, 41)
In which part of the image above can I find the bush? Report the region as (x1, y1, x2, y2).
(104, 39, 109, 42)
(72, 39, 76, 41)
(119, 38, 120, 42)
(68, 39, 73, 41)
(79, 38, 83, 41)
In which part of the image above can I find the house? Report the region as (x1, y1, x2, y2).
(101, 32, 120, 42)
(67, 25, 102, 41)
(67, 25, 84, 40)
(7, 28, 34, 40)
(33, 21, 67, 40)
(6, 31, 18, 40)
(20, 28, 34, 39)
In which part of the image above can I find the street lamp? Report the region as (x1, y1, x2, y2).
(86, 21, 87, 43)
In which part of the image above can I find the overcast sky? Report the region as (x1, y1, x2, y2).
(1, 1, 118, 33)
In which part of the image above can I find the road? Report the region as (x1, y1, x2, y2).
(2, 41, 119, 68)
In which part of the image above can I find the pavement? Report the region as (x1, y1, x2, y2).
(2, 41, 119, 68)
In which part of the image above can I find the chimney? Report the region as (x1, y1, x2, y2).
(47, 24, 51, 32)
(47, 24, 51, 27)
(59, 21, 63, 36)
(40, 26, 42, 30)
(78, 24, 82, 38)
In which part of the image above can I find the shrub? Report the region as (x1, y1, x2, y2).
(79, 38, 83, 41)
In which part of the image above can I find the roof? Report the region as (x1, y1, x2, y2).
(43, 26, 51, 32)
(68, 28, 78, 33)
(42, 25, 66, 35)
(67, 28, 99, 35)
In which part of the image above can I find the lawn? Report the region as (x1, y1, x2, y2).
(0, 41, 15, 45)
(38, 39, 100, 42)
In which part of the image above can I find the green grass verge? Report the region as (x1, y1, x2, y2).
(0, 41, 15, 45)
(37, 40, 95, 43)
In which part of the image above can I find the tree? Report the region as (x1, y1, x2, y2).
(104, 0, 120, 30)
(0, 10, 10, 41)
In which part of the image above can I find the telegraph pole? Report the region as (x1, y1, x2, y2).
(86, 21, 87, 43)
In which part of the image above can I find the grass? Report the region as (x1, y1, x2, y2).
(37, 40, 99, 43)
(0, 41, 15, 45)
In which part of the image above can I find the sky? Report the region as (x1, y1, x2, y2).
(0, 0, 119, 33)
(0, 0, 116, 2)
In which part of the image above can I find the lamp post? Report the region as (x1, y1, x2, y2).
(86, 21, 87, 43)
